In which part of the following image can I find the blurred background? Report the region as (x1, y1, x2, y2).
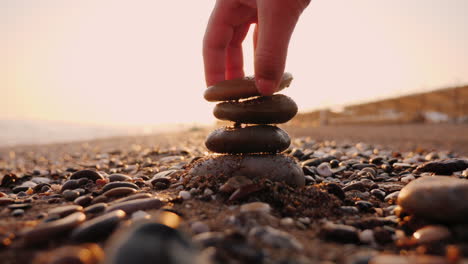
(2, 0, 468, 147)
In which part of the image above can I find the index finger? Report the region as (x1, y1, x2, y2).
(203, 2, 234, 86)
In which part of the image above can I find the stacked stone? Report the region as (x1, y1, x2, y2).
(189, 73, 305, 187)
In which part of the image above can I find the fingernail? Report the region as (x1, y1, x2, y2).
(256, 79, 278, 96)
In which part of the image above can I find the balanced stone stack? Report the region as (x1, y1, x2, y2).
(189, 73, 305, 187)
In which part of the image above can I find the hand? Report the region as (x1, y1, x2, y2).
(203, 0, 310, 95)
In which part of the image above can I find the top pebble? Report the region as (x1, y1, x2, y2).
(204, 72, 293, 102)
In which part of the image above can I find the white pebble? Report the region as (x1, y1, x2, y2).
(131, 210, 151, 220)
(359, 229, 375, 244)
(179, 190, 191, 200)
(401, 174, 415, 183)
(204, 188, 213, 196)
(280, 217, 295, 226)
(191, 221, 210, 234)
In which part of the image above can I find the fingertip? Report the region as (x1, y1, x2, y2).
(256, 78, 278, 96)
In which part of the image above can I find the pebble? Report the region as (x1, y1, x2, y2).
(317, 162, 333, 177)
(189, 154, 304, 187)
(213, 94, 298, 124)
(102, 182, 139, 192)
(131, 210, 151, 221)
(414, 159, 468, 175)
(219, 176, 253, 193)
(71, 210, 126, 242)
(108, 174, 132, 182)
(105, 198, 164, 214)
(203, 72, 293, 102)
(179, 191, 191, 200)
(205, 125, 290, 154)
(400, 174, 415, 183)
(280, 217, 295, 227)
(359, 229, 375, 244)
(61, 179, 80, 192)
(370, 189, 386, 200)
(369, 254, 448, 264)
(104, 223, 195, 264)
(0, 197, 14, 205)
(240, 202, 271, 214)
(62, 190, 80, 201)
(8, 203, 31, 210)
(33, 244, 104, 264)
(48, 205, 83, 217)
(70, 169, 104, 182)
(321, 222, 360, 243)
(249, 226, 303, 250)
(412, 225, 451, 244)
(74, 195, 93, 206)
(102, 187, 137, 198)
(398, 176, 468, 223)
(191, 221, 210, 234)
(85, 203, 108, 214)
(22, 212, 86, 245)
(12, 209, 25, 217)
(112, 193, 153, 204)
(384, 191, 400, 203)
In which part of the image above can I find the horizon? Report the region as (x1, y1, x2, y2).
(3, 0, 468, 126)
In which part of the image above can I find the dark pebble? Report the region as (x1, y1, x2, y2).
(85, 203, 108, 214)
(61, 180, 80, 192)
(105, 198, 164, 215)
(414, 159, 468, 175)
(213, 94, 298, 124)
(12, 186, 29, 193)
(205, 125, 290, 154)
(0, 197, 14, 206)
(102, 182, 139, 193)
(105, 223, 195, 264)
(302, 155, 337, 167)
(71, 210, 126, 242)
(321, 223, 359, 243)
(8, 203, 31, 210)
(112, 193, 153, 204)
(48, 205, 83, 217)
(62, 190, 80, 201)
(370, 189, 386, 201)
(325, 183, 345, 200)
(70, 169, 104, 182)
(352, 164, 377, 170)
(74, 195, 93, 206)
(22, 212, 86, 245)
(356, 201, 374, 212)
(108, 174, 132, 182)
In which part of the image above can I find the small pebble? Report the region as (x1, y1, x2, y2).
(179, 191, 191, 200)
(240, 202, 271, 214)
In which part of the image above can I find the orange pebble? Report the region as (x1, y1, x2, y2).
(96, 179, 108, 187)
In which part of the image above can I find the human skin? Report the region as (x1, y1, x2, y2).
(203, 0, 311, 95)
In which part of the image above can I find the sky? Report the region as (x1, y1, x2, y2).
(2, 0, 468, 126)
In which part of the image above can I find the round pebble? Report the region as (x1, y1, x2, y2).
(398, 176, 468, 223)
(412, 225, 451, 244)
(62, 190, 80, 201)
(203, 72, 293, 102)
(213, 94, 298, 124)
(205, 125, 290, 154)
(105, 198, 164, 215)
(102, 182, 139, 192)
(108, 174, 132, 182)
(102, 187, 137, 198)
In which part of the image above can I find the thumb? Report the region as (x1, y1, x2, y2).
(254, 0, 308, 95)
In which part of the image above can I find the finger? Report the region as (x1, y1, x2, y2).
(203, 1, 235, 86)
(254, 0, 304, 95)
(226, 23, 251, 80)
(253, 23, 258, 52)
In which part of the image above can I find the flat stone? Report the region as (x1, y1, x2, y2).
(70, 170, 104, 182)
(189, 154, 305, 187)
(102, 187, 137, 198)
(412, 225, 451, 244)
(105, 198, 164, 215)
(102, 182, 139, 192)
(60, 180, 80, 192)
(112, 193, 153, 204)
(414, 159, 468, 175)
(22, 212, 86, 245)
(62, 190, 80, 201)
(205, 125, 290, 154)
(108, 174, 132, 182)
(204, 72, 293, 102)
(398, 176, 468, 223)
(0, 197, 14, 206)
(49, 205, 84, 217)
(104, 223, 195, 264)
(213, 94, 298, 124)
(71, 210, 126, 242)
(321, 222, 359, 243)
(74, 195, 93, 206)
(85, 203, 108, 214)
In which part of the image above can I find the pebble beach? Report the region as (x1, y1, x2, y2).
(0, 124, 467, 264)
